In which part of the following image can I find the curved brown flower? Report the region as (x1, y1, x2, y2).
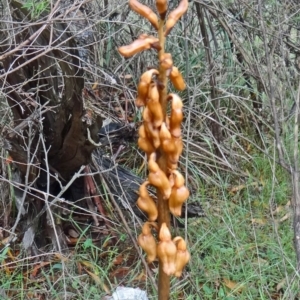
(138, 222, 158, 263)
(147, 83, 164, 127)
(157, 223, 177, 275)
(165, 0, 189, 36)
(129, 0, 159, 30)
(136, 69, 159, 107)
(148, 153, 171, 199)
(169, 66, 186, 91)
(156, 0, 168, 18)
(168, 170, 189, 216)
(137, 181, 158, 221)
(168, 94, 184, 138)
(160, 123, 183, 165)
(160, 53, 173, 71)
(118, 35, 159, 58)
(173, 236, 190, 277)
(144, 120, 161, 149)
(138, 124, 155, 156)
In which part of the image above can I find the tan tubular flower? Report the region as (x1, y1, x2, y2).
(147, 83, 164, 127)
(169, 170, 189, 216)
(136, 69, 159, 107)
(160, 123, 183, 165)
(156, 0, 168, 18)
(165, 0, 189, 36)
(173, 237, 190, 277)
(142, 106, 153, 123)
(172, 169, 185, 188)
(160, 53, 173, 71)
(144, 120, 161, 149)
(169, 138, 183, 164)
(147, 100, 164, 128)
(141, 107, 161, 149)
(118, 35, 160, 58)
(137, 181, 158, 221)
(129, 0, 159, 30)
(138, 34, 161, 51)
(160, 122, 172, 143)
(157, 223, 177, 276)
(138, 125, 155, 156)
(169, 66, 186, 91)
(159, 123, 176, 160)
(148, 153, 171, 199)
(170, 108, 183, 138)
(168, 94, 183, 138)
(138, 222, 158, 263)
(170, 93, 183, 111)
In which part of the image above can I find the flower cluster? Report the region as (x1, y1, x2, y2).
(118, 0, 189, 277)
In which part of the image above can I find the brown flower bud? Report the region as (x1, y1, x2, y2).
(148, 153, 171, 199)
(142, 106, 153, 123)
(138, 124, 155, 155)
(137, 34, 161, 51)
(169, 138, 183, 164)
(173, 237, 190, 277)
(169, 66, 186, 91)
(129, 0, 159, 30)
(138, 222, 157, 263)
(169, 185, 189, 216)
(160, 124, 176, 158)
(144, 121, 161, 149)
(138, 124, 147, 139)
(170, 109, 183, 138)
(170, 93, 183, 110)
(136, 84, 148, 108)
(156, 0, 168, 17)
(136, 69, 159, 107)
(165, 0, 189, 36)
(157, 223, 177, 275)
(160, 123, 183, 164)
(169, 170, 189, 216)
(148, 101, 164, 128)
(147, 83, 164, 127)
(160, 122, 172, 142)
(137, 181, 158, 221)
(160, 53, 173, 71)
(168, 94, 183, 138)
(159, 222, 172, 242)
(163, 140, 177, 159)
(118, 35, 159, 58)
(172, 169, 185, 188)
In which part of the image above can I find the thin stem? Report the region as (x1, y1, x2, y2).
(157, 15, 171, 300)
(157, 17, 170, 229)
(158, 18, 167, 115)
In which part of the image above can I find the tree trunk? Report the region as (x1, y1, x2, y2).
(0, 1, 102, 250)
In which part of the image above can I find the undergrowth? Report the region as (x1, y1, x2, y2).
(186, 151, 296, 299)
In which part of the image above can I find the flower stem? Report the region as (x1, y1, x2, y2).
(157, 15, 171, 300)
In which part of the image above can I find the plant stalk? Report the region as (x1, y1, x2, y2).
(157, 17, 171, 300)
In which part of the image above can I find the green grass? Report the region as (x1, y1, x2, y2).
(182, 152, 298, 300)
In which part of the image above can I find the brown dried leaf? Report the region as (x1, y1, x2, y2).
(85, 268, 110, 293)
(223, 278, 244, 292)
(251, 218, 267, 225)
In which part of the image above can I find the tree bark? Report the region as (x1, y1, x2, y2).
(0, 1, 102, 249)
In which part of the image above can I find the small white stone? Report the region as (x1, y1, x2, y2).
(112, 287, 149, 300)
